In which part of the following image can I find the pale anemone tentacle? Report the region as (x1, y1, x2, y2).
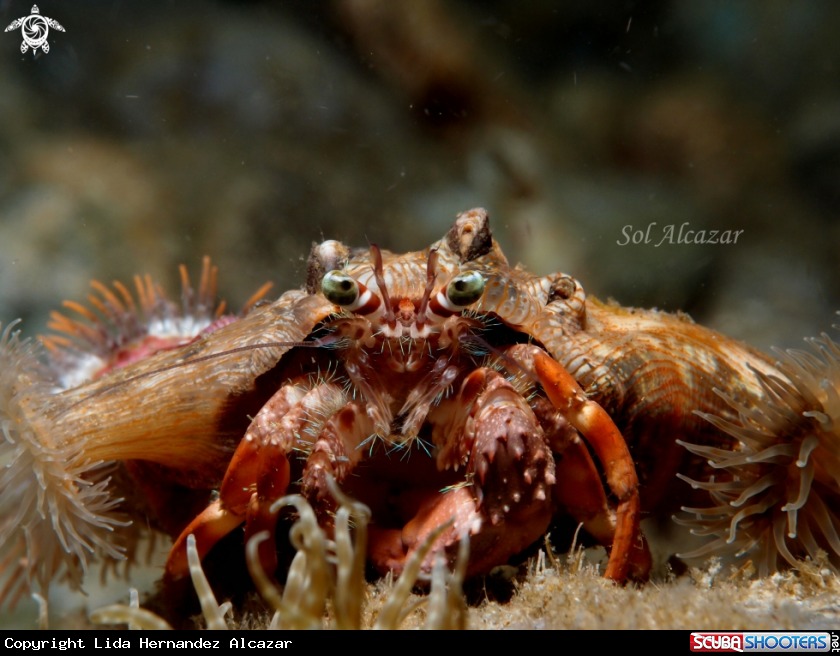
(91, 490, 469, 630)
(90, 604, 174, 630)
(0, 321, 128, 605)
(186, 534, 229, 630)
(677, 332, 840, 576)
(326, 475, 370, 630)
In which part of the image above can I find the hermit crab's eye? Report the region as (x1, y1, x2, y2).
(446, 271, 485, 307)
(321, 271, 359, 306)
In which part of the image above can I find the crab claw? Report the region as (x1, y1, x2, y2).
(164, 436, 292, 584)
(372, 366, 556, 579)
(164, 500, 244, 583)
(242, 435, 291, 580)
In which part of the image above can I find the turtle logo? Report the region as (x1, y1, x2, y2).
(5, 5, 65, 54)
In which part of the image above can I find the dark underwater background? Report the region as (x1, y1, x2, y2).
(1, 0, 839, 355)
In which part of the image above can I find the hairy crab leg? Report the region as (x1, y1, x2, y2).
(300, 402, 373, 509)
(165, 376, 377, 585)
(165, 381, 310, 582)
(521, 345, 645, 582)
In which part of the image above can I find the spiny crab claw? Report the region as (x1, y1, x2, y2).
(374, 344, 650, 583)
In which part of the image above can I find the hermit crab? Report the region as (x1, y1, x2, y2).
(3, 208, 840, 612)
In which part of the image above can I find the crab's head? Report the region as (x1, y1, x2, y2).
(305, 208, 586, 365)
(305, 210, 501, 356)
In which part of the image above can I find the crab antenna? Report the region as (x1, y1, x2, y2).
(369, 243, 395, 325)
(416, 248, 439, 329)
(61, 335, 343, 414)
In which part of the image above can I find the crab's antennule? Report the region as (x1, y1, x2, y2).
(416, 249, 439, 329)
(369, 243, 395, 324)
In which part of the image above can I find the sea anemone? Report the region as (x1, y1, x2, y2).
(0, 320, 126, 605)
(676, 333, 840, 576)
(90, 485, 469, 630)
(40, 256, 271, 388)
(0, 260, 273, 607)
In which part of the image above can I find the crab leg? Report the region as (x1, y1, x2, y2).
(165, 382, 310, 582)
(554, 433, 652, 577)
(548, 428, 615, 541)
(165, 376, 376, 585)
(300, 401, 373, 512)
(164, 501, 244, 583)
(521, 345, 645, 582)
(241, 429, 294, 579)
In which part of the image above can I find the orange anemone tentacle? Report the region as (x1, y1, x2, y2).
(241, 281, 275, 314)
(112, 280, 137, 314)
(90, 279, 127, 315)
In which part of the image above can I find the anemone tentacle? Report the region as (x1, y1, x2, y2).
(679, 333, 840, 576)
(0, 321, 130, 605)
